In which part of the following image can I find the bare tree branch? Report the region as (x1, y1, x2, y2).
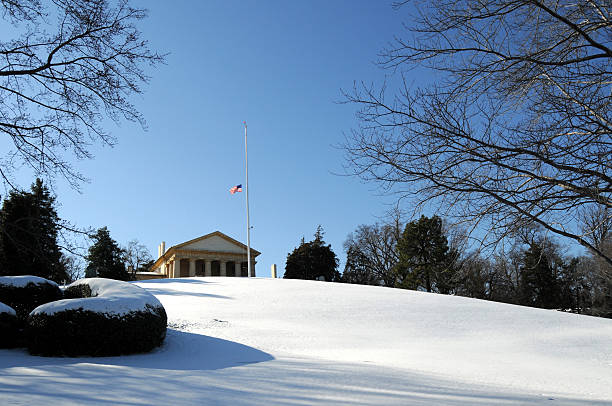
(343, 0, 612, 266)
(0, 0, 164, 190)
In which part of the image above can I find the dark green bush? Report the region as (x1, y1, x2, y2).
(0, 303, 20, 348)
(62, 283, 92, 299)
(26, 278, 167, 356)
(0, 277, 62, 320)
(27, 304, 167, 356)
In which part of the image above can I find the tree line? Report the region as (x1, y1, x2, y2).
(285, 216, 612, 319)
(0, 179, 153, 283)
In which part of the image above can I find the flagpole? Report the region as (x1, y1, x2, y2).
(244, 121, 251, 277)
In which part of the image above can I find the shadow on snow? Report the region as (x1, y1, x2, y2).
(0, 329, 273, 371)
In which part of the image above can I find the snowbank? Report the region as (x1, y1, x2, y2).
(0, 301, 15, 316)
(0, 275, 58, 288)
(31, 278, 162, 316)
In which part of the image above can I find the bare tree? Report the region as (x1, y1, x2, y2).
(581, 205, 612, 252)
(60, 253, 83, 283)
(0, 0, 163, 189)
(123, 239, 152, 278)
(343, 0, 612, 266)
(343, 212, 403, 287)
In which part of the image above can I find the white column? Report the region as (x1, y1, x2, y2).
(235, 262, 241, 277)
(173, 258, 180, 278)
(205, 260, 211, 277)
(189, 259, 196, 277)
(220, 261, 226, 276)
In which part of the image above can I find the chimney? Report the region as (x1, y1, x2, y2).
(271, 264, 277, 278)
(158, 241, 166, 259)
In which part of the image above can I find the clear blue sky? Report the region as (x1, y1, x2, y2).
(11, 1, 420, 276)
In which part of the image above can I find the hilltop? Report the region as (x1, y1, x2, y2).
(1, 277, 611, 405)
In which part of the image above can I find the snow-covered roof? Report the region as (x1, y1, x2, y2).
(0, 275, 58, 288)
(0, 301, 16, 316)
(31, 278, 163, 317)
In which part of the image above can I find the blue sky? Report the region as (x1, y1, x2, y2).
(10, 1, 421, 276)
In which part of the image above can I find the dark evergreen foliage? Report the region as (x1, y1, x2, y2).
(63, 283, 92, 299)
(85, 227, 128, 281)
(0, 179, 68, 282)
(395, 215, 456, 292)
(0, 306, 19, 348)
(27, 305, 167, 356)
(26, 278, 167, 356)
(0, 277, 62, 320)
(519, 244, 561, 308)
(284, 227, 340, 282)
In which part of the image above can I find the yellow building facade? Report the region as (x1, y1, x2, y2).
(141, 231, 259, 280)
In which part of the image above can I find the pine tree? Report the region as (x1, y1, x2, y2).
(519, 243, 561, 309)
(0, 179, 67, 282)
(284, 226, 340, 281)
(395, 215, 454, 292)
(85, 227, 128, 281)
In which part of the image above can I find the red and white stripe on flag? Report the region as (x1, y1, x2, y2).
(230, 184, 243, 194)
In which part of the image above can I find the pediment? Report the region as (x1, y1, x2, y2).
(174, 231, 259, 256)
(182, 235, 245, 253)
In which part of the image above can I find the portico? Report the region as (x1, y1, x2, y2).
(141, 231, 260, 280)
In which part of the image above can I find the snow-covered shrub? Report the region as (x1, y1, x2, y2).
(27, 278, 167, 356)
(0, 301, 19, 348)
(0, 276, 62, 320)
(63, 283, 92, 299)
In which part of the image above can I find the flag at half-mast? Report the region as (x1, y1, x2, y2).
(230, 184, 242, 194)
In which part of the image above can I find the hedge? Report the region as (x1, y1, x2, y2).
(0, 302, 19, 348)
(27, 305, 167, 356)
(27, 278, 167, 356)
(0, 276, 62, 320)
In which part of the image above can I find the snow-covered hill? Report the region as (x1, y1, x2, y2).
(1, 277, 611, 405)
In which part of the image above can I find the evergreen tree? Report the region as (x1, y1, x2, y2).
(557, 257, 591, 314)
(518, 243, 561, 309)
(395, 215, 455, 292)
(86, 227, 128, 281)
(284, 226, 340, 281)
(0, 179, 67, 282)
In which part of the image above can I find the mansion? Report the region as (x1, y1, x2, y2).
(139, 231, 259, 280)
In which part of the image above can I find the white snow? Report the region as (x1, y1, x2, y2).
(1, 277, 612, 405)
(0, 301, 15, 316)
(31, 278, 162, 316)
(0, 275, 58, 288)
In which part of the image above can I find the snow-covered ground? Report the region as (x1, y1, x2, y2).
(1, 277, 612, 405)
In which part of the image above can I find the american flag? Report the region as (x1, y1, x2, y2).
(230, 184, 242, 194)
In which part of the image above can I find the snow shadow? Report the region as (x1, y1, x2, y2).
(0, 329, 273, 371)
(137, 278, 216, 285)
(125, 329, 274, 370)
(2, 353, 610, 406)
(141, 287, 230, 299)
